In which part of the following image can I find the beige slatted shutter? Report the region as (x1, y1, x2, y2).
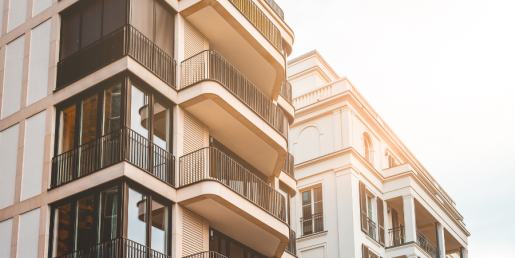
(377, 197, 385, 246)
(359, 181, 368, 234)
(182, 208, 204, 256)
(183, 111, 204, 154)
(184, 20, 205, 59)
(362, 244, 369, 258)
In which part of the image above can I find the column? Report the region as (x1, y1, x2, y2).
(460, 247, 468, 258)
(436, 222, 446, 258)
(402, 194, 417, 242)
(333, 109, 342, 151)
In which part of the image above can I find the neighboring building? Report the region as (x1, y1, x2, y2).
(0, 0, 298, 258)
(286, 50, 470, 258)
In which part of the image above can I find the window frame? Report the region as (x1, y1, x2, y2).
(299, 184, 324, 236)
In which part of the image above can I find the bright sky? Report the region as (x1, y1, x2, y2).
(278, 0, 515, 256)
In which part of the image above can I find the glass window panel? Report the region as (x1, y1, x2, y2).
(103, 83, 122, 134)
(367, 196, 373, 219)
(103, 0, 126, 35)
(152, 101, 168, 150)
(313, 187, 323, 214)
(55, 204, 73, 256)
(81, 0, 102, 47)
(98, 187, 118, 243)
(60, 12, 80, 60)
(127, 188, 147, 245)
(151, 200, 167, 253)
(75, 195, 96, 251)
(130, 85, 149, 138)
(220, 238, 227, 256)
(59, 104, 76, 154)
(131, 0, 153, 39)
(302, 191, 311, 206)
(80, 94, 98, 144)
(230, 242, 244, 258)
(210, 234, 219, 253)
(154, 1, 174, 56)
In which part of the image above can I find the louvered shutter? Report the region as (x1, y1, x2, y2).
(377, 197, 385, 246)
(359, 181, 368, 233)
(182, 208, 204, 256)
(362, 244, 369, 258)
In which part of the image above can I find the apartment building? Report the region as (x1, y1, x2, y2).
(0, 0, 298, 258)
(286, 51, 470, 258)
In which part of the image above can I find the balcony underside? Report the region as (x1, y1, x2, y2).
(180, 1, 285, 100)
(178, 81, 287, 177)
(177, 180, 289, 258)
(385, 242, 433, 258)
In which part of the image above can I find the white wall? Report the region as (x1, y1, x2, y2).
(32, 0, 52, 16)
(300, 246, 325, 258)
(2, 36, 25, 118)
(0, 218, 13, 258)
(27, 20, 51, 105)
(21, 110, 46, 200)
(0, 124, 19, 209)
(8, 0, 28, 32)
(0, 0, 4, 32)
(18, 208, 40, 258)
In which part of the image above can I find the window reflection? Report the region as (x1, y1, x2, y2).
(55, 204, 73, 256)
(75, 195, 95, 251)
(103, 83, 122, 134)
(130, 85, 149, 138)
(152, 101, 168, 150)
(127, 188, 147, 245)
(98, 187, 118, 243)
(59, 105, 76, 154)
(151, 200, 168, 254)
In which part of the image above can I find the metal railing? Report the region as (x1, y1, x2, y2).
(388, 226, 406, 247)
(55, 237, 171, 258)
(280, 79, 292, 104)
(367, 218, 377, 241)
(263, 0, 284, 20)
(181, 50, 287, 137)
(51, 127, 175, 188)
(285, 228, 297, 256)
(182, 251, 228, 258)
(300, 213, 324, 236)
(57, 24, 177, 90)
(282, 152, 294, 178)
(416, 230, 439, 258)
(228, 0, 283, 51)
(179, 147, 286, 222)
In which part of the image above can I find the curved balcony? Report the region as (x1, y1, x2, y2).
(51, 127, 175, 188)
(179, 50, 287, 176)
(278, 79, 294, 123)
(177, 147, 290, 257)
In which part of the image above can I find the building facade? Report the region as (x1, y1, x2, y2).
(0, 0, 298, 258)
(286, 51, 470, 258)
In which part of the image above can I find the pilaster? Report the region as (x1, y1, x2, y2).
(335, 167, 361, 258)
(333, 109, 342, 151)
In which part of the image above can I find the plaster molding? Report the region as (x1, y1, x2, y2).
(402, 194, 414, 200)
(296, 231, 328, 243)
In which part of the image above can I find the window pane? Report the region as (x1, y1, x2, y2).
(151, 200, 167, 254)
(81, 0, 102, 47)
(230, 242, 244, 258)
(55, 204, 73, 256)
(153, 101, 168, 150)
(60, 12, 80, 60)
(313, 187, 323, 214)
(302, 191, 311, 206)
(98, 187, 118, 243)
(59, 104, 76, 153)
(210, 234, 219, 253)
(127, 188, 147, 245)
(220, 238, 227, 256)
(103, 0, 126, 35)
(75, 195, 96, 251)
(80, 94, 98, 144)
(130, 85, 149, 138)
(103, 83, 122, 134)
(131, 0, 153, 39)
(154, 1, 174, 56)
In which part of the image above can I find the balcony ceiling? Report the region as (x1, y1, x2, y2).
(186, 6, 278, 99)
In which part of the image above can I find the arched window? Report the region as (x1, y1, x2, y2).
(363, 133, 373, 163)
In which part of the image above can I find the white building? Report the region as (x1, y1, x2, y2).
(287, 50, 470, 258)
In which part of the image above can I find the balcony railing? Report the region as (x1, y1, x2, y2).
(56, 24, 177, 90)
(416, 230, 439, 258)
(51, 127, 175, 188)
(388, 226, 406, 247)
(179, 147, 286, 222)
(367, 218, 377, 241)
(182, 251, 228, 258)
(229, 0, 283, 52)
(285, 228, 297, 256)
(263, 0, 284, 20)
(55, 237, 171, 258)
(282, 152, 294, 178)
(300, 212, 324, 236)
(280, 79, 292, 104)
(181, 50, 287, 137)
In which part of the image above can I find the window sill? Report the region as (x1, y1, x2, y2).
(297, 231, 328, 242)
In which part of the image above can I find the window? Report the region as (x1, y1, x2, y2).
(278, 183, 292, 226)
(301, 186, 323, 236)
(367, 196, 373, 219)
(209, 228, 267, 258)
(366, 194, 377, 240)
(363, 133, 373, 164)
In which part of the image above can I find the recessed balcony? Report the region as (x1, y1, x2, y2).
(180, 0, 287, 99)
(177, 147, 290, 257)
(179, 50, 288, 176)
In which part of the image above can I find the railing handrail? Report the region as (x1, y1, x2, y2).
(285, 228, 297, 256)
(367, 217, 376, 226)
(388, 226, 406, 247)
(280, 78, 293, 104)
(181, 251, 228, 258)
(416, 230, 440, 258)
(300, 212, 323, 220)
(179, 147, 286, 222)
(263, 0, 284, 20)
(282, 152, 294, 178)
(180, 50, 286, 137)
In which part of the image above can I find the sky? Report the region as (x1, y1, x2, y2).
(277, 0, 515, 256)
